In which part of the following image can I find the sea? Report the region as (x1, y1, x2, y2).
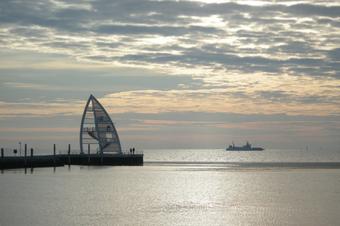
(1, 148, 340, 226)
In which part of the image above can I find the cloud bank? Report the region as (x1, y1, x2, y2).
(0, 0, 339, 149)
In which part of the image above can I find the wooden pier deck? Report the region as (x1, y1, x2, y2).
(60, 153, 144, 166)
(0, 153, 143, 169)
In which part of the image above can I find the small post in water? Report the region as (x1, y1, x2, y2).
(53, 144, 56, 166)
(68, 144, 71, 165)
(30, 148, 34, 168)
(87, 144, 90, 164)
(24, 144, 27, 168)
(0, 148, 4, 170)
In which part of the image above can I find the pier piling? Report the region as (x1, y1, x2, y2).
(53, 144, 56, 166)
(87, 144, 90, 164)
(68, 144, 71, 165)
(1, 148, 3, 170)
(30, 148, 34, 168)
(24, 144, 27, 168)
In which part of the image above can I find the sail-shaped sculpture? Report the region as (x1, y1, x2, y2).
(80, 95, 122, 154)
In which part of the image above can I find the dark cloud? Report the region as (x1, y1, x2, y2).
(286, 4, 340, 17)
(256, 91, 339, 105)
(46, 41, 90, 50)
(117, 47, 338, 76)
(328, 48, 340, 61)
(0, 0, 339, 78)
(268, 41, 315, 54)
(317, 18, 340, 28)
(1, 1, 339, 31)
(95, 24, 221, 36)
(0, 68, 198, 102)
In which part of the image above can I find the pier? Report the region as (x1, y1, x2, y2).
(0, 146, 143, 170)
(59, 153, 143, 166)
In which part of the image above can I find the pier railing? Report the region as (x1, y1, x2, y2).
(0, 146, 143, 156)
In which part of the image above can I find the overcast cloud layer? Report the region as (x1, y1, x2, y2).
(0, 0, 339, 150)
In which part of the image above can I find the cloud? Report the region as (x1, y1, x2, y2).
(0, 100, 83, 117)
(1, 86, 339, 118)
(285, 3, 340, 17)
(0, 127, 78, 133)
(0, 0, 339, 79)
(0, 66, 199, 102)
(95, 24, 222, 36)
(98, 89, 340, 116)
(328, 48, 340, 61)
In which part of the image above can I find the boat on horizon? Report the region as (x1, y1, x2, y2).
(226, 141, 264, 151)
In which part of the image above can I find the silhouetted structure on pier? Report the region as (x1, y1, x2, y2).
(80, 95, 122, 155)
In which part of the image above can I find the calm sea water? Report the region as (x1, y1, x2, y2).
(1, 149, 340, 226)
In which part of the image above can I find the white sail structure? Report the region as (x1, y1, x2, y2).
(80, 95, 122, 154)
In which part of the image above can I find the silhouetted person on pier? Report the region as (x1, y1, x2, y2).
(132, 148, 135, 155)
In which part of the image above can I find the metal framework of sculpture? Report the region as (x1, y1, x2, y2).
(80, 95, 122, 154)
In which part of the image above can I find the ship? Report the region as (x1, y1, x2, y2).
(226, 141, 264, 151)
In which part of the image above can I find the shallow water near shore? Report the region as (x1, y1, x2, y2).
(1, 149, 340, 226)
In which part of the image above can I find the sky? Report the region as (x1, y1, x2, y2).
(0, 0, 339, 152)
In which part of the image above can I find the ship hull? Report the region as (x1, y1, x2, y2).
(226, 148, 264, 151)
